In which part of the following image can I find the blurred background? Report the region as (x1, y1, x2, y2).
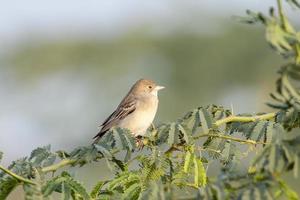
(1, 0, 299, 198)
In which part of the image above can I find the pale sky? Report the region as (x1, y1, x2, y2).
(1, 0, 294, 43)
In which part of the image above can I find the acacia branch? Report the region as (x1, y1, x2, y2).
(41, 149, 119, 173)
(36, 113, 276, 174)
(41, 159, 76, 173)
(0, 165, 36, 185)
(194, 133, 267, 145)
(214, 112, 276, 126)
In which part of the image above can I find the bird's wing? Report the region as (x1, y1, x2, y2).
(93, 94, 136, 141)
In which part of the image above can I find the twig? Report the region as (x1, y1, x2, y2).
(164, 146, 182, 155)
(41, 149, 119, 173)
(193, 133, 267, 145)
(277, 0, 285, 28)
(198, 147, 222, 155)
(214, 112, 276, 127)
(41, 159, 76, 173)
(0, 165, 36, 185)
(185, 183, 200, 189)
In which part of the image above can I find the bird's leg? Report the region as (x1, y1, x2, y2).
(135, 135, 144, 150)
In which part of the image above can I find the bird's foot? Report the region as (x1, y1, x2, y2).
(135, 136, 145, 150)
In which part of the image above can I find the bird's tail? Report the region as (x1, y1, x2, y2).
(92, 130, 105, 144)
(92, 136, 100, 145)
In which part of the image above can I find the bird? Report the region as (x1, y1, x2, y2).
(93, 79, 165, 144)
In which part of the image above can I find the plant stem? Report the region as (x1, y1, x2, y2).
(185, 183, 199, 189)
(164, 146, 182, 155)
(194, 133, 267, 145)
(198, 147, 222, 155)
(41, 159, 76, 173)
(0, 165, 36, 185)
(277, 0, 285, 27)
(41, 149, 119, 173)
(215, 112, 276, 126)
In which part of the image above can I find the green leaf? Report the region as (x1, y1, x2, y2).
(29, 145, 56, 167)
(90, 181, 106, 198)
(203, 134, 226, 159)
(24, 183, 46, 200)
(293, 154, 299, 178)
(221, 141, 239, 165)
(269, 144, 280, 173)
(139, 181, 167, 200)
(267, 23, 292, 52)
(178, 124, 190, 144)
(183, 150, 193, 173)
(112, 127, 135, 151)
(23, 169, 46, 200)
(156, 124, 170, 144)
(61, 183, 71, 200)
(43, 172, 89, 199)
(122, 130, 136, 152)
(71, 145, 101, 166)
(94, 144, 113, 160)
(193, 157, 207, 187)
(286, 0, 300, 8)
(185, 109, 200, 134)
(112, 128, 126, 149)
(107, 172, 139, 192)
(199, 108, 212, 134)
(64, 177, 89, 200)
(123, 183, 141, 200)
(0, 177, 19, 200)
(258, 184, 273, 200)
(167, 123, 177, 146)
(251, 145, 271, 168)
(277, 179, 299, 200)
(250, 121, 267, 141)
(282, 144, 294, 164)
(265, 122, 274, 144)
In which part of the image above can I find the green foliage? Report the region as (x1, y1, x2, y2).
(1, 0, 300, 199)
(43, 171, 89, 199)
(0, 177, 18, 200)
(90, 181, 106, 199)
(23, 171, 45, 200)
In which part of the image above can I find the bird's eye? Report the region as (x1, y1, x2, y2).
(148, 85, 152, 89)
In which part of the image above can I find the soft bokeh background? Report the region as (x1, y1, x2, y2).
(1, 0, 299, 199)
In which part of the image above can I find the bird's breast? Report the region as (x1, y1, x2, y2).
(119, 97, 158, 136)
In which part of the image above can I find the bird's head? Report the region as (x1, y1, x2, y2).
(132, 79, 165, 97)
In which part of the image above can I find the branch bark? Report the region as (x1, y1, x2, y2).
(41, 159, 76, 173)
(214, 112, 276, 126)
(193, 133, 267, 145)
(0, 165, 36, 185)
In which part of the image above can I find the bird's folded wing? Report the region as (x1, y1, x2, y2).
(94, 95, 136, 139)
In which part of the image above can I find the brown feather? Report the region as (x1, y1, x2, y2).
(93, 93, 136, 143)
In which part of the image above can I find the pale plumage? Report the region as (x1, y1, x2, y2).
(93, 79, 164, 143)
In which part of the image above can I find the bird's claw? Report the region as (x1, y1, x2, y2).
(136, 136, 145, 150)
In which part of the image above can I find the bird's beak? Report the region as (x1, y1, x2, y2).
(155, 85, 165, 91)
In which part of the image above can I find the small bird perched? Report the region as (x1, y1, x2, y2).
(93, 79, 164, 144)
